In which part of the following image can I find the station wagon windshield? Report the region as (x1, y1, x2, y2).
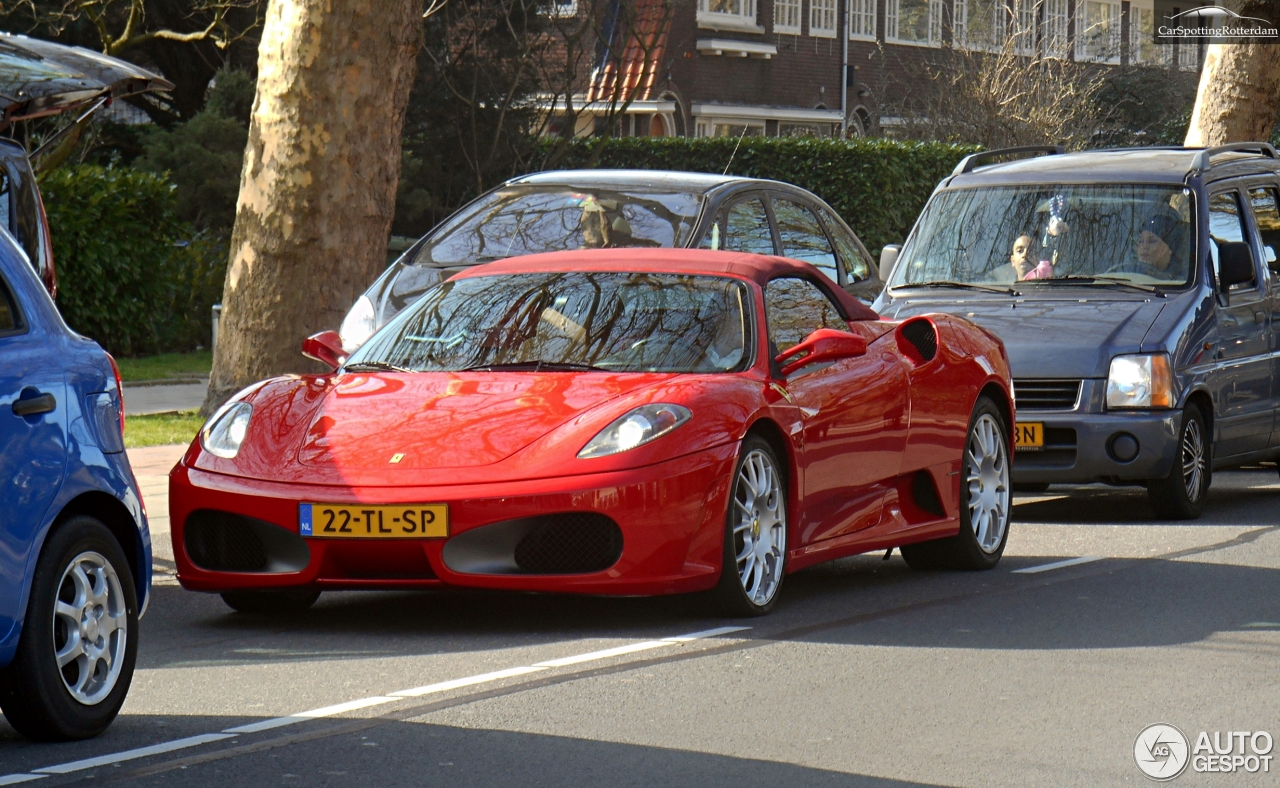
(888, 185, 1194, 290)
(346, 272, 751, 373)
(413, 186, 704, 266)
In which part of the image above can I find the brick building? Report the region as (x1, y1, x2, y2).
(547, 0, 1207, 139)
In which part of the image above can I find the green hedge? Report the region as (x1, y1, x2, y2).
(541, 136, 980, 253)
(39, 165, 227, 356)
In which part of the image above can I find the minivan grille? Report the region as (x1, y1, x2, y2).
(1014, 379, 1081, 411)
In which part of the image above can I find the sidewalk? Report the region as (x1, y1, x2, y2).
(127, 443, 188, 583)
(123, 378, 208, 415)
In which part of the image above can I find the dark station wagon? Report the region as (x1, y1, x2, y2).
(338, 170, 884, 350)
(877, 143, 1280, 520)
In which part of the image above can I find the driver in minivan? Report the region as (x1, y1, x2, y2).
(1107, 212, 1187, 280)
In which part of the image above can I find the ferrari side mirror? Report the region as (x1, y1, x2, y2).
(302, 330, 347, 371)
(774, 328, 867, 377)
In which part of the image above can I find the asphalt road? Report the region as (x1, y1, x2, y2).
(2, 463, 1279, 787)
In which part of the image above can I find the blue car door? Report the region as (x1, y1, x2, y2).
(0, 257, 66, 640)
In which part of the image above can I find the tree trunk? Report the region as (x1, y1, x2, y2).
(1185, 42, 1280, 146)
(202, 0, 422, 414)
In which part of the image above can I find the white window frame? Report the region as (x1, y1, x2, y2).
(886, 0, 943, 46)
(1012, 0, 1036, 54)
(774, 0, 802, 34)
(849, 0, 876, 39)
(547, 0, 578, 18)
(1075, 0, 1121, 63)
(697, 0, 762, 32)
(954, 0, 1005, 51)
(810, 0, 838, 37)
(1043, 0, 1070, 57)
(1127, 0, 1170, 65)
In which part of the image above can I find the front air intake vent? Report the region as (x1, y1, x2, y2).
(1013, 379, 1082, 411)
(898, 319, 938, 363)
(443, 513, 624, 575)
(184, 510, 310, 573)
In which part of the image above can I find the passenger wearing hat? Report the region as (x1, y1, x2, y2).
(1129, 213, 1187, 279)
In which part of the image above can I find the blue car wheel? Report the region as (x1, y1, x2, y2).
(0, 516, 138, 740)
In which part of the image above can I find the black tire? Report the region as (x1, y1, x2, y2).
(1147, 404, 1210, 520)
(900, 397, 1011, 571)
(0, 516, 138, 741)
(220, 589, 320, 615)
(707, 436, 788, 617)
(1012, 482, 1051, 494)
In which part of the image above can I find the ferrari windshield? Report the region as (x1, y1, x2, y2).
(413, 186, 704, 266)
(346, 272, 751, 373)
(888, 185, 1195, 289)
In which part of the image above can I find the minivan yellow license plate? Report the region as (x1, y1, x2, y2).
(1014, 422, 1044, 450)
(299, 503, 448, 538)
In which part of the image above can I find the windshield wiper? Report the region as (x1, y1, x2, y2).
(1021, 275, 1165, 295)
(890, 281, 1018, 295)
(343, 361, 415, 373)
(457, 360, 608, 372)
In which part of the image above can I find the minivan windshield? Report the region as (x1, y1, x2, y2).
(412, 186, 704, 266)
(888, 185, 1194, 290)
(346, 272, 751, 374)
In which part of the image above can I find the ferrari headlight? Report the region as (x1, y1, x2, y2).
(1106, 354, 1172, 409)
(201, 401, 253, 458)
(578, 404, 691, 459)
(339, 295, 377, 353)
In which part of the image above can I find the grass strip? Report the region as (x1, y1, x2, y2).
(125, 410, 203, 448)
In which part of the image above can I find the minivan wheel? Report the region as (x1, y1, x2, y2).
(1147, 405, 1209, 520)
(0, 517, 138, 741)
(901, 397, 1011, 571)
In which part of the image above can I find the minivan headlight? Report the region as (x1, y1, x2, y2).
(339, 295, 377, 353)
(201, 401, 253, 458)
(578, 404, 691, 458)
(1106, 354, 1173, 409)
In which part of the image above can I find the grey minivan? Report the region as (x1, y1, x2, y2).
(876, 143, 1280, 520)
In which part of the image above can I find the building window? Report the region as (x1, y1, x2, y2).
(1076, 0, 1121, 63)
(886, 0, 942, 44)
(810, 0, 837, 36)
(697, 119, 767, 137)
(548, 0, 578, 17)
(954, 0, 1004, 50)
(1128, 0, 1169, 65)
(849, 0, 876, 38)
(1012, 0, 1035, 53)
(1043, 0, 1069, 57)
(699, 0, 758, 24)
(779, 122, 835, 137)
(775, 0, 802, 33)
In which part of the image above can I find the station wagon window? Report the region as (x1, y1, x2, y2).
(816, 205, 873, 283)
(764, 277, 849, 354)
(773, 199, 839, 282)
(1247, 187, 1280, 276)
(0, 273, 20, 334)
(1209, 191, 1256, 290)
(702, 197, 775, 255)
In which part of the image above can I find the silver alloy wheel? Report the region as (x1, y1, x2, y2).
(732, 448, 786, 607)
(967, 413, 1010, 554)
(51, 551, 127, 705)
(1181, 416, 1206, 502)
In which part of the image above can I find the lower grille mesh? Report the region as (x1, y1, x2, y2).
(185, 511, 268, 572)
(513, 514, 623, 574)
(1014, 379, 1082, 411)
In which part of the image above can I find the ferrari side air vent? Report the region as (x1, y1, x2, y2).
(898, 318, 938, 364)
(910, 471, 946, 518)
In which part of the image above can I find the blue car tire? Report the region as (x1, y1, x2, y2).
(0, 516, 138, 740)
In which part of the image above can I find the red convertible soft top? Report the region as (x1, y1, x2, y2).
(454, 248, 881, 322)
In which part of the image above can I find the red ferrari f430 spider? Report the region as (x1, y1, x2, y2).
(171, 249, 1013, 616)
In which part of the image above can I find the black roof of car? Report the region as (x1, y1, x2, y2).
(946, 146, 1280, 188)
(510, 169, 779, 193)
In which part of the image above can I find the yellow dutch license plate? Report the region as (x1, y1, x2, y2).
(1014, 422, 1044, 450)
(299, 503, 448, 538)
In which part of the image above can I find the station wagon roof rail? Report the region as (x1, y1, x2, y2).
(1187, 142, 1279, 176)
(950, 145, 1065, 177)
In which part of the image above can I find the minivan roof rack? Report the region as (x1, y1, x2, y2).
(1188, 142, 1278, 175)
(951, 145, 1065, 176)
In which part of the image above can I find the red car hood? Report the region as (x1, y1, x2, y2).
(295, 372, 669, 471)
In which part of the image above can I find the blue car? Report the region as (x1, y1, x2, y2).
(0, 226, 149, 740)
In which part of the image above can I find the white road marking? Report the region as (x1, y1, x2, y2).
(222, 696, 401, 734)
(390, 666, 547, 698)
(32, 733, 236, 774)
(1012, 556, 1104, 574)
(1, 625, 753, 783)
